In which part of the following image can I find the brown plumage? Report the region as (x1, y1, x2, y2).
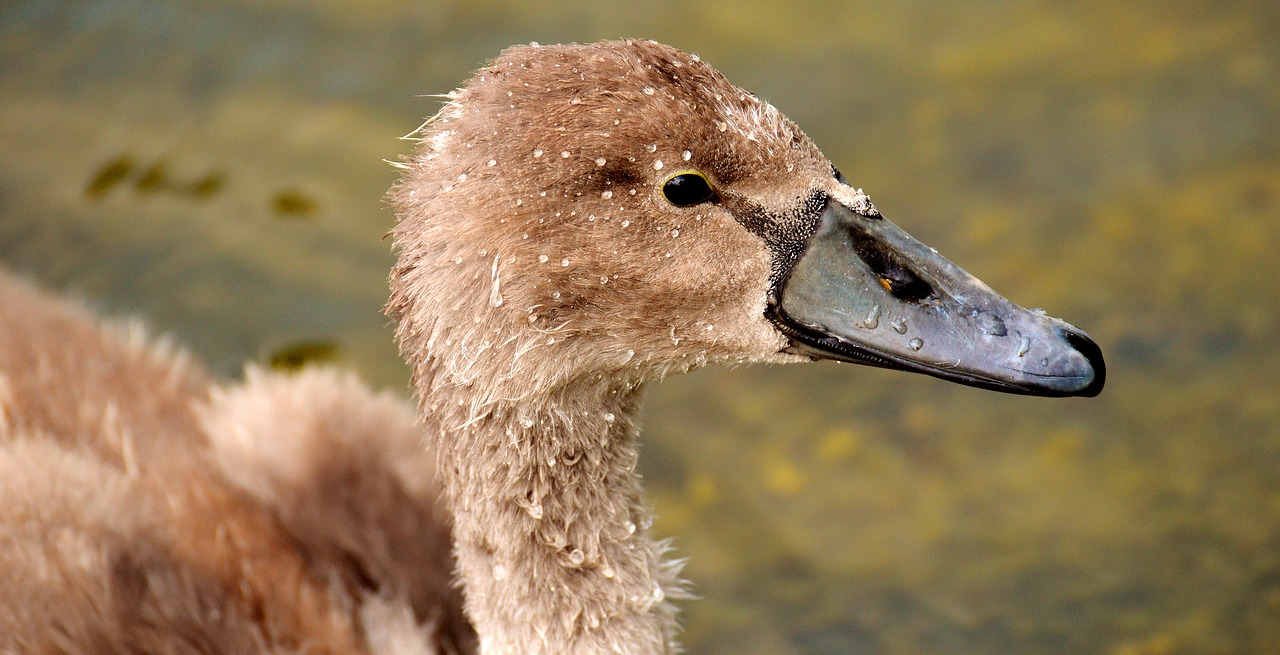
(0, 38, 1102, 655)
(0, 272, 473, 653)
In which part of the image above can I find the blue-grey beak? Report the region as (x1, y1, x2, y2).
(768, 196, 1105, 397)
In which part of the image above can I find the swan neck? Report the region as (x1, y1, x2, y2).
(427, 380, 681, 655)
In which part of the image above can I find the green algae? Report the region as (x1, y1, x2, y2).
(271, 189, 321, 219)
(267, 339, 342, 371)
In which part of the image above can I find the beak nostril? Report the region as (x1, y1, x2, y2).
(845, 229, 934, 303)
(1060, 328, 1107, 397)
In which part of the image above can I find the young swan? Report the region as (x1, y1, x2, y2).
(0, 38, 1102, 655)
(387, 39, 1103, 655)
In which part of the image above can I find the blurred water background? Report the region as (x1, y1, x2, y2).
(2, 1, 1278, 653)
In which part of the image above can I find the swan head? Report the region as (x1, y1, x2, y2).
(388, 39, 1104, 401)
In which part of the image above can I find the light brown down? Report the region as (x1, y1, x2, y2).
(0, 271, 475, 654)
(0, 39, 868, 654)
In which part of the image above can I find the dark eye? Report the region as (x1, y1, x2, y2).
(832, 165, 849, 186)
(661, 172, 717, 207)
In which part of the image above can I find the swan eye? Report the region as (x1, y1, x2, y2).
(661, 172, 716, 207)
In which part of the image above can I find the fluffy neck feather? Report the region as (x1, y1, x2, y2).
(413, 363, 685, 654)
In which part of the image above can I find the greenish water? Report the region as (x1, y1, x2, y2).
(2, 1, 1278, 653)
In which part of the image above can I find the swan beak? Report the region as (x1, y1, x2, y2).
(768, 196, 1105, 397)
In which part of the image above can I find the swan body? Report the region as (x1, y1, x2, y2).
(0, 273, 473, 653)
(0, 39, 1102, 654)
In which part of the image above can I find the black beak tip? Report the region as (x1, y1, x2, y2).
(1060, 327, 1106, 397)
